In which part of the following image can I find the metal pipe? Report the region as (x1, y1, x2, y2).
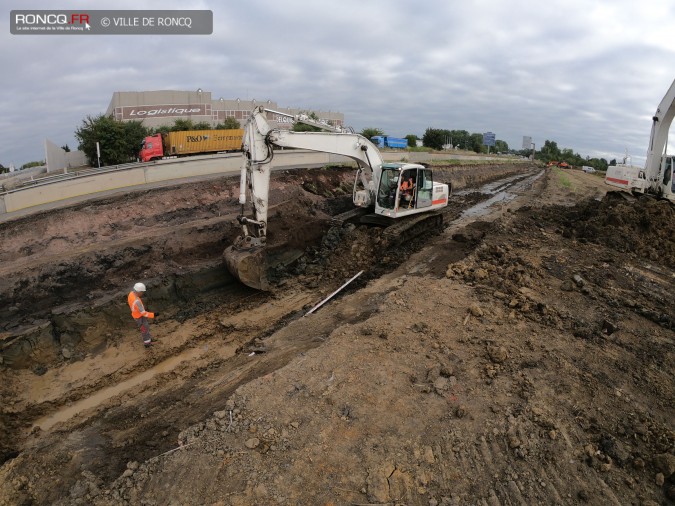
(304, 270, 364, 316)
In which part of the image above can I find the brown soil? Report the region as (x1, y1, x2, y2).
(1, 164, 673, 505)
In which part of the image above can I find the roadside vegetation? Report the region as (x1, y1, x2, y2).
(68, 112, 614, 172)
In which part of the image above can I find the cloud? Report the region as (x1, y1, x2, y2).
(1, 0, 674, 166)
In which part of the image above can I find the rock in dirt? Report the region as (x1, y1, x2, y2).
(487, 344, 508, 363)
(653, 453, 675, 478)
(245, 438, 260, 449)
(469, 304, 484, 317)
(560, 280, 574, 291)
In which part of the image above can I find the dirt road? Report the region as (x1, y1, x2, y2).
(1, 164, 673, 505)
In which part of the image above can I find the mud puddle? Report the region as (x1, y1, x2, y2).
(459, 169, 544, 220)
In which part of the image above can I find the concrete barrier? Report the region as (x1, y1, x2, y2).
(0, 149, 509, 218)
(0, 151, 351, 217)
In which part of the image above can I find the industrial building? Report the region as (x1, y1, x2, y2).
(106, 90, 344, 130)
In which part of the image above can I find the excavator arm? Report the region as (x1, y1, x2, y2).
(644, 78, 675, 186)
(606, 78, 675, 199)
(225, 106, 384, 289)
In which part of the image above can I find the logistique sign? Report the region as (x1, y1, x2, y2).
(10, 10, 213, 35)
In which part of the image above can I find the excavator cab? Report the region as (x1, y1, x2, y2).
(375, 164, 437, 216)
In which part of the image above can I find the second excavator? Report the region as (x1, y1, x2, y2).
(224, 107, 450, 289)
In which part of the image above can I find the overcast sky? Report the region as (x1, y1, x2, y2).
(2, 0, 674, 167)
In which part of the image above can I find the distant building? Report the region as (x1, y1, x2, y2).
(106, 90, 344, 130)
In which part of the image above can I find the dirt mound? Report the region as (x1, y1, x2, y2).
(74, 182, 674, 505)
(518, 192, 675, 269)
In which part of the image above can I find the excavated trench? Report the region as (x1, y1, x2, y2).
(1, 165, 538, 372)
(4, 164, 675, 506)
(0, 163, 541, 476)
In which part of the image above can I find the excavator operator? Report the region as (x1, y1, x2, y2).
(398, 172, 416, 209)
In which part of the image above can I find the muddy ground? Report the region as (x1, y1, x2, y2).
(0, 162, 673, 505)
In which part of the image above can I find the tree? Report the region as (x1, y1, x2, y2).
(61, 144, 71, 152)
(171, 119, 195, 131)
(193, 121, 212, 130)
(123, 121, 149, 161)
(216, 117, 241, 130)
(360, 127, 384, 140)
(422, 128, 447, 150)
(495, 140, 509, 153)
(449, 130, 470, 150)
(75, 114, 148, 166)
(293, 111, 322, 132)
(151, 125, 171, 137)
(405, 134, 418, 148)
(540, 140, 561, 162)
(469, 133, 484, 153)
(21, 160, 45, 169)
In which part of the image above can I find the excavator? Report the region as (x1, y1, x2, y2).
(223, 107, 450, 290)
(605, 77, 675, 201)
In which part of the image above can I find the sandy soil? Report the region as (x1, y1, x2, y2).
(0, 164, 673, 505)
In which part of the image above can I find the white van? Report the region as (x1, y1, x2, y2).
(582, 166, 596, 173)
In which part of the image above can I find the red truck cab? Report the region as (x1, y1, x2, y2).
(139, 134, 164, 162)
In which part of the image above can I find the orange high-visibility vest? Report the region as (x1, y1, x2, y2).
(128, 291, 154, 319)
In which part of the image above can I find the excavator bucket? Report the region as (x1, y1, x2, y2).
(223, 245, 270, 291)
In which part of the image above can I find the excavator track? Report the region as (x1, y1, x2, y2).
(330, 207, 370, 225)
(330, 209, 444, 246)
(381, 211, 444, 245)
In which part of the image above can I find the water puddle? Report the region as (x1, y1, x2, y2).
(459, 170, 544, 219)
(33, 346, 207, 432)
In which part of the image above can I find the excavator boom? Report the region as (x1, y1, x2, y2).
(224, 107, 385, 290)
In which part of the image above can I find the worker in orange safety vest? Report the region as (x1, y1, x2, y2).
(399, 175, 415, 208)
(128, 282, 159, 348)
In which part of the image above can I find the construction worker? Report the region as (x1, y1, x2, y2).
(399, 174, 415, 208)
(128, 282, 159, 348)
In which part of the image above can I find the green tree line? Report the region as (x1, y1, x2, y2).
(421, 128, 509, 154)
(530, 139, 612, 171)
(73, 113, 612, 170)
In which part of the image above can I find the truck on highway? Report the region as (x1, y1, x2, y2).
(370, 136, 408, 149)
(139, 129, 243, 162)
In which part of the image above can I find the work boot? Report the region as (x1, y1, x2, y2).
(144, 342, 154, 348)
